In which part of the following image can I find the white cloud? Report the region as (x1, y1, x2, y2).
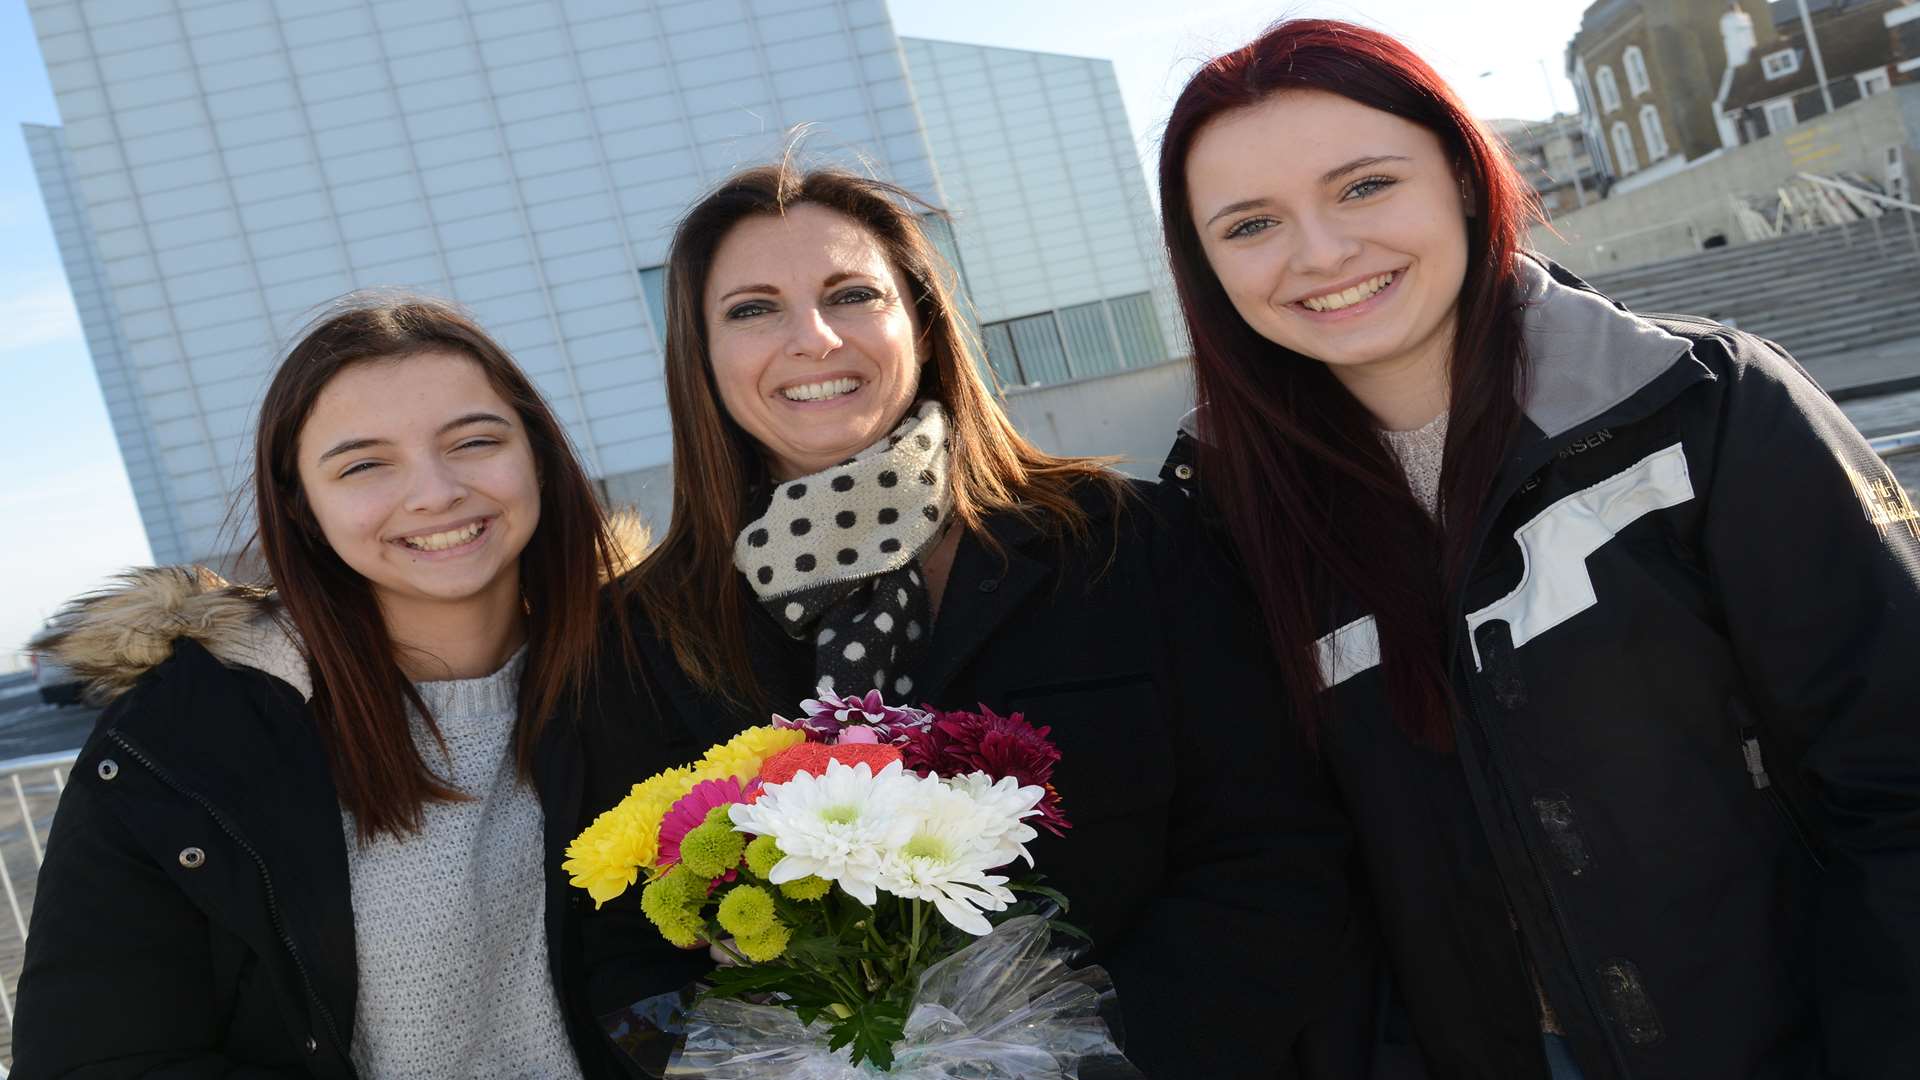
(0, 275, 82, 352)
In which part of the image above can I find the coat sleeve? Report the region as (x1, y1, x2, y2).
(1696, 335, 1920, 1078)
(12, 733, 303, 1079)
(1095, 486, 1358, 1078)
(571, 641, 716, 1080)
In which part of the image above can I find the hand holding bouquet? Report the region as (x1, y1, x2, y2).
(564, 691, 1137, 1077)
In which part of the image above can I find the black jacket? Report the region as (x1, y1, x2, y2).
(11, 574, 622, 1079)
(576, 479, 1360, 1079)
(1164, 257, 1920, 1079)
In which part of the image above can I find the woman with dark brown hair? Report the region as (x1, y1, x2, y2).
(1157, 18, 1920, 1080)
(16, 295, 634, 1078)
(573, 163, 1354, 1078)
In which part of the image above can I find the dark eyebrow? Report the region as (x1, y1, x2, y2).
(717, 283, 779, 304)
(1203, 198, 1271, 229)
(718, 272, 873, 306)
(1319, 154, 1411, 185)
(317, 413, 509, 464)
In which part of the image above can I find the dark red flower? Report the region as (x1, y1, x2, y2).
(900, 706, 1071, 835)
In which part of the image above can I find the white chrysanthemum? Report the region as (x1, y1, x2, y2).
(729, 759, 917, 905)
(876, 779, 1029, 935)
(945, 772, 1046, 868)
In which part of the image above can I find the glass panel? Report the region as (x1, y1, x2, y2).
(1007, 312, 1070, 386)
(1057, 300, 1118, 378)
(980, 322, 1020, 386)
(1107, 293, 1167, 368)
(638, 265, 667, 349)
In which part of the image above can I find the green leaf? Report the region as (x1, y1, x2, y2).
(1006, 880, 1072, 914)
(825, 997, 909, 1070)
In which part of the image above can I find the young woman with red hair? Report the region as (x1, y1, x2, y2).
(1158, 19, 1920, 1080)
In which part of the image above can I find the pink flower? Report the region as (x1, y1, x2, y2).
(900, 706, 1072, 836)
(657, 776, 760, 875)
(773, 690, 934, 744)
(837, 725, 880, 744)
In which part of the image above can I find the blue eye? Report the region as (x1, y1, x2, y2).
(341, 461, 381, 478)
(1224, 217, 1277, 240)
(454, 438, 499, 452)
(832, 286, 882, 304)
(726, 300, 773, 320)
(1344, 175, 1397, 200)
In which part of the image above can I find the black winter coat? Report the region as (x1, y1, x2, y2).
(1164, 257, 1920, 1080)
(574, 479, 1360, 1079)
(12, 579, 622, 1079)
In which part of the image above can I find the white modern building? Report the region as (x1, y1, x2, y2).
(24, 0, 1178, 566)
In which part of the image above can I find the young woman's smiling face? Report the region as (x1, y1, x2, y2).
(704, 202, 927, 481)
(295, 349, 541, 620)
(1186, 89, 1470, 398)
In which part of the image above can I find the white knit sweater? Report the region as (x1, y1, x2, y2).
(1381, 411, 1449, 518)
(341, 647, 583, 1079)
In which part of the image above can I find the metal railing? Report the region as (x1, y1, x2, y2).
(1872, 430, 1920, 459)
(1795, 173, 1920, 258)
(0, 749, 73, 1069)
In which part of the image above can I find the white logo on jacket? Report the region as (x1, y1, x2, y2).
(1314, 442, 1695, 688)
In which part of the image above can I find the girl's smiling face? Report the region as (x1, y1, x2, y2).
(1186, 89, 1471, 396)
(703, 203, 927, 481)
(295, 349, 541, 618)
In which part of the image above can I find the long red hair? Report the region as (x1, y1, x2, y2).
(1158, 20, 1541, 748)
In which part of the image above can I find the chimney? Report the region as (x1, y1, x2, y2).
(1722, 2, 1758, 67)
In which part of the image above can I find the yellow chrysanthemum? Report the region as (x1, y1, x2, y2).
(564, 764, 702, 906)
(562, 801, 653, 907)
(693, 726, 804, 786)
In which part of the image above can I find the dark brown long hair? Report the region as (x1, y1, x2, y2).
(636, 164, 1124, 710)
(253, 294, 629, 840)
(1158, 20, 1540, 748)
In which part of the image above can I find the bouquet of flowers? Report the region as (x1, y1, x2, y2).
(563, 690, 1138, 1078)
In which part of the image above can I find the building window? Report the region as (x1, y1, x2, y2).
(1595, 65, 1621, 112)
(1763, 98, 1797, 136)
(1622, 46, 1651, 96)
(1610, 121, 1639, 175)
(1856, 69, 1892, 98)
(1639, 104, 1670, 162)
(979, 292, 1168, 387)
(639, 266, 668, 345)
(1762, 49, 1799, 80)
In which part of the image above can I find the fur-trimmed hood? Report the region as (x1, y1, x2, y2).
(31, 508, 651, 706)
(31, 566, 310, 706)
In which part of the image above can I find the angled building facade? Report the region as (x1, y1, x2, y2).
(24, 0, 1177, 565)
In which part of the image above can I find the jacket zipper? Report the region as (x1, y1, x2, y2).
(1732, 707, 1826, 871)
(1455, 637, 1626, 1078)
(107, 731, 351, 1067)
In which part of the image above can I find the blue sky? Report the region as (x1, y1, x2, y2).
(0, 0, 1588, 664)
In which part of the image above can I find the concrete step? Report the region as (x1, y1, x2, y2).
(1596, 246, 1920, 304)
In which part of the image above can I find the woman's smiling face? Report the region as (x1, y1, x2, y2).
(1185, 89, 1471, 391)
(703, 203, 927, 481)
(294, 349, 541, 618)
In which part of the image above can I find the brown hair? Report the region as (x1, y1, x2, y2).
(635, 164, 1125, 710)
(252, 294, 628, 840)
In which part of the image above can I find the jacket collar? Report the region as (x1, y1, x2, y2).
(1511, 254, 1703, 445)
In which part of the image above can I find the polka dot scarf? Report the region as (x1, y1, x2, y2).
(733, 400, 953, 698)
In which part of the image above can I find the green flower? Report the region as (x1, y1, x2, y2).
(715, 884, 776, 937)
(736, 920, 792, 963)
(652, 907, 706, 949)
(679, 821, 746, 878)
(640, 866, 705, 924)
(744, 835, 783, 879)
(778, 875, 832, 901)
